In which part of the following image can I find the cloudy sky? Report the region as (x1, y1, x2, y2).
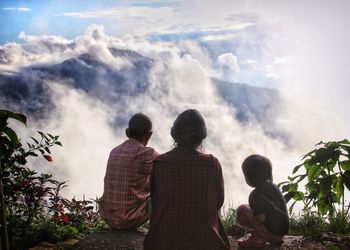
(1, 0, 349, 205)
(2, 0, 350, 92)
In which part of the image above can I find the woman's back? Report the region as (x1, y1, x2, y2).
(144, 147, 230, 250)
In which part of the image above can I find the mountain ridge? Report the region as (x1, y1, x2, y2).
(0, 47, 282, 131)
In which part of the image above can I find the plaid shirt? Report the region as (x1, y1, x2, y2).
(100, 138, 158, 229)
(144, 147, 230, 250)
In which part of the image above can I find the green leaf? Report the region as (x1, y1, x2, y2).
(307, 164, 322, 181)
(319, 176, 332, 196)
(290, 174, 307, 183)
(0, 110, 27, 125)
(294, 191, 304, 201)
(284, 192, 295, 203)
(27, 152, 38, 157)
(335, 175, 343, 203)
(306, 183, 319, 197)
(340, 161, 350, 171)
(342, 171, 350, 191)
(289, 200, 297, 214)
(288, 183, 298, 192)
(339, 139, 350, 145)
(302, 149, 317, 160)
(55, 141, 63, 146)
(314, 147, 339, 166)
(292, 164, 303, 174)
(44, 147, 51, 154)
(30, 136, 39, 144)
(281, 183, 290, 193)
(316, 141, 325, 146)
(3, 127, 20, 145)
(278, 181, 289, 188)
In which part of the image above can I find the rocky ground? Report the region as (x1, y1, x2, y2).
(29, 230, 350, 250)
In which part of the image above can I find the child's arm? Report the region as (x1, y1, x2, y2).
(252, 214, 266, 229)
(243, 213, 265, 233)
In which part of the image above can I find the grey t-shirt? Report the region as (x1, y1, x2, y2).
(249, 182, 289, 235)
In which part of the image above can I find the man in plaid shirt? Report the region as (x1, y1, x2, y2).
(99, 113, 158, 229)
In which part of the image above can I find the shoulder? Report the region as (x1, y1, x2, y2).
(248, 188, 262, 207)
(109, 140, 128, 154)
(138, 145, 158, 161)
(197, 152, 220, 163)
(270, 183, 285, 198)
(144, 145, 157, 155)
(264, 182, 282, 194)
(154, 149, 175, 162)
(249, 188, 259, 199)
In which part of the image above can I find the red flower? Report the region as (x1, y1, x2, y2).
(20, 180, 30, 188)
(44, 155, 53, 162)
(56, 214, 70, 223)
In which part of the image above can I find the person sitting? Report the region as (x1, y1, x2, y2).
(236, 154, 289, 248)
(144, 109, 230, 250)
(99, 113, 158, 229)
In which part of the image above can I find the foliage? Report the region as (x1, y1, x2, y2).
(0, 110, 106, 249)
(328, 210, 350, 235)
(289, 210, 350, 236)
(279, 139, 350, 216)
(289, 210, 328, 236)
(221, 208, 244, 236)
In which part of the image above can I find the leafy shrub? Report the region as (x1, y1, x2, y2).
(279, 139, 350, 216)
(0, 110, 105, 249)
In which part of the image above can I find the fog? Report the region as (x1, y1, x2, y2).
(1, 2, 349, 208)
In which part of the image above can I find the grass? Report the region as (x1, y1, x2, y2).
(220, 207, 350, 237)
(221, 208, 244, 236)
(287, 210, 350, 236)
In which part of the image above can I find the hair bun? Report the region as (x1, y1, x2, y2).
(171, 109, 207, 141)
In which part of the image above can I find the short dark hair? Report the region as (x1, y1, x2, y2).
(170, 109, 207, 148)
(242, 154, 273, 188)
(128, 113, 152, 139)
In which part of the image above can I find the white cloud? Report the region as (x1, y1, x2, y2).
(217, 53, 240, 82)
(58, 5, 255, 38)
(201, 33, 239, 42)
(0, 25, 131, 71)
(17, 7, 31, 12)
(1, 20, 349, 207)
(60, 6, 174, 19)
(3, 7, 31, 12)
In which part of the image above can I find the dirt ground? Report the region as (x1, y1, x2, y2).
(29, 230, 350, 250)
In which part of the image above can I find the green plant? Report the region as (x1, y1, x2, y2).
(328, 210, 350, 234)
(0, 110, 62, 249)
(61, 196, 101, 236)
(289, 209, 350, 236)
(289, 210, 327, 236)
(1, 109, 108, 249)
(221, 208, 244, 236)
(279, 139, 350, 216)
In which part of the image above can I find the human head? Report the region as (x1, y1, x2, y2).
(126, 113, 153, 145)
(242, 154, 273, 188)
(171, 109, 207, 148)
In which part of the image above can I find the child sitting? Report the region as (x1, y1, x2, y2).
(236, 154, 289, 248)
